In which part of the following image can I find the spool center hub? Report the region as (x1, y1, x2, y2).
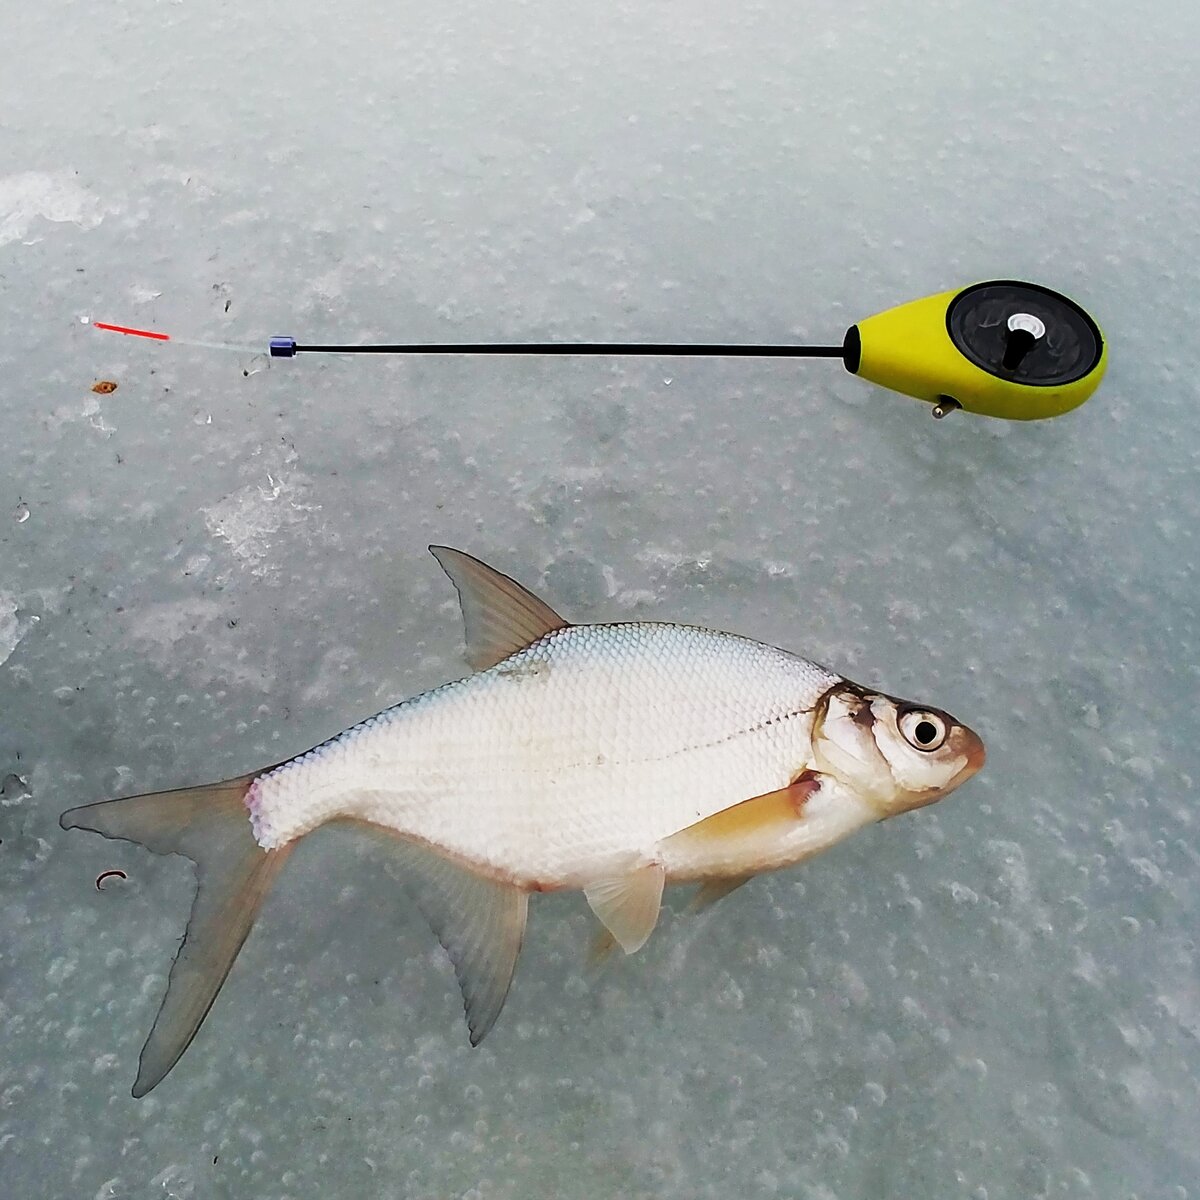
(946, 281, 1103, 386)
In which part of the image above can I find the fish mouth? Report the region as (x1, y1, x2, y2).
(946, 727, 986, 792)
(965, 730, 986, 773)
(955, 724, 984, 772)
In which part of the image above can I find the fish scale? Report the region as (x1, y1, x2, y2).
(249, 622, 839, 885)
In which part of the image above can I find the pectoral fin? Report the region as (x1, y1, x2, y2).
(662, 771, 821, 870)
(584, 862, 665, 955)
(430, 546, 568, 671)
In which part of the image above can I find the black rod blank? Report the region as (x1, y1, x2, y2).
(269, 336, 847, 360)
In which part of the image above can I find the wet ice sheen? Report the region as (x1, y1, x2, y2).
(3, 0, 1200, 1197)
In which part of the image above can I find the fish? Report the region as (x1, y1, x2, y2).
(60, 546, 985, 1096)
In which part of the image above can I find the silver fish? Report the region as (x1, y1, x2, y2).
(62, 546, 984, 1095)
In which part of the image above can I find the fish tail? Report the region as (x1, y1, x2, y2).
(61, 774, 292, 1097)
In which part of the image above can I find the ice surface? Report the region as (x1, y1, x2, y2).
(3, 0, 1200, 1196)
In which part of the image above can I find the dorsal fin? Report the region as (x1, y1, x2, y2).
(430, 546, 569, 671)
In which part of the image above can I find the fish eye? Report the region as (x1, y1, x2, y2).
(898, 709, 948, 752)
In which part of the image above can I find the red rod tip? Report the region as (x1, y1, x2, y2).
(93, 322, 171, 342)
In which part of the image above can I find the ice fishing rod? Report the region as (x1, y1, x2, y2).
(91, 280, 1107, 422)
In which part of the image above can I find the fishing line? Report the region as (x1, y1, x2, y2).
(87, 320, 847, 361)
(86, 318, 259, 356)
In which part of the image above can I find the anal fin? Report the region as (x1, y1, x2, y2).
(380, 834, 528, 1045)
(584, 862, 665, 955)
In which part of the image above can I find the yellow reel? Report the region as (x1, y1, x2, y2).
(843, 280, 1106, 420)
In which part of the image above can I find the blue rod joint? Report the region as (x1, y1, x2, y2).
(269, 336, 298, 358)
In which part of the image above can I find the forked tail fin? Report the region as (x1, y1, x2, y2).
(61, 775, 291, 1097)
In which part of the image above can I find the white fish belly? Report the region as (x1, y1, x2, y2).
(248, 623, 840, 885)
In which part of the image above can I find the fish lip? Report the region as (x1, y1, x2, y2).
(961, 728, 987, 775)
(937, 729, 985, 796)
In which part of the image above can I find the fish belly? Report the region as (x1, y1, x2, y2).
(248, 623, 837, 885)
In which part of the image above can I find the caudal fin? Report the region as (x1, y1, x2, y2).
(61, 775, 291, 1097)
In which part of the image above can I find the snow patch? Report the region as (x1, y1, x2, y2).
(0, 593, 35, 667)
(202, 445, 321, 576)
(0, 171, 112, 246)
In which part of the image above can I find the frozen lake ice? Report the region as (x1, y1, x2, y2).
(3, 1, 1199, 1196)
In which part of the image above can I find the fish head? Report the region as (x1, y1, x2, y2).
(811, 683, 985, 817)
